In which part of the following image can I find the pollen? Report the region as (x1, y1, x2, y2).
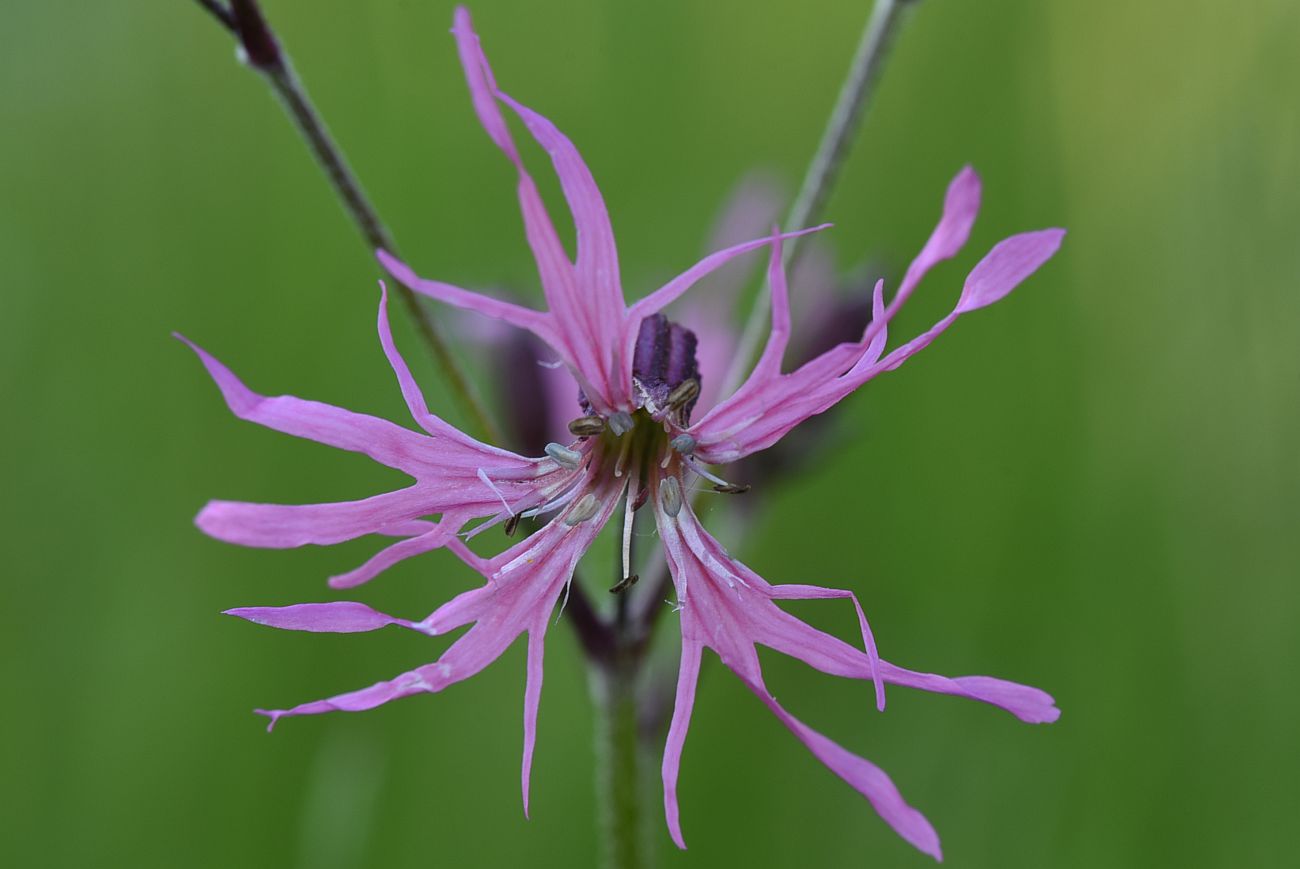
(670, 433, 696, 455)
(660, 476, 683, 517)
(564, 492, 600, 525)
(567, 415, 607, 437)
(607, 411, 635, 436)
(544, 442, 583, 469)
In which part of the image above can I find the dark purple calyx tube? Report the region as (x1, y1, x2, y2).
(632, 314, 700, 422)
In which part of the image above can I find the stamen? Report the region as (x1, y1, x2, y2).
(619, 475, 637, 585)
(503, 513, 522, 537)
(684, 458, 749, 494)
(609, 574, 639, 594)
(521, 484, 582, 519)
(665, 378, 700, 410)
(476, 468, 515, 516)
(607, 411, 635, 436)
(544, 442, 583, 469)
(660, 476, 683, 517)
(567, 415, 606, 437)
(564, 492, 599, 526)
(670, 433, 696, 455)
(614, 432, 634, 477)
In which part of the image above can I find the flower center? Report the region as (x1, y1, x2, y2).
(631, 313, 701, 423)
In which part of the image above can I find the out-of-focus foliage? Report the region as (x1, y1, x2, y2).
(2, 1, 1296, 866)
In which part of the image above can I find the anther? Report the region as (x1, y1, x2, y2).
(712, 483, 751, 495)
(660, 476, 683, 517)
(503, 513, 522, 537)
(564, 493, 599, 526)
(544, 442, 583, 469)
(567, 415, 606, 437)
(665, 378, 700, 410)
(609, 574, 640, 594)
(670, 434, 696, 455)
(631, 486, 649, 511)
(607, 411, 635, 436)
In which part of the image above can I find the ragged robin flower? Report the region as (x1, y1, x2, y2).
(184, 6, 1063, 858)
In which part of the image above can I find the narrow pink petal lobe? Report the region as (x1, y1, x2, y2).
(195, 487, 435, 549)
(225, 602, 422, 633)
(896, 165, 981, 302)
(742, 676, 943, 861)
(662, 640, 703, 849)
(328, 523, 459, 590)
(450, 8, 621, 409)
(177, 334, 439, 476)
(653, 494, 1056, 855)
(957, 228, 1066, 313)
(377, 249, 553, 337)
(690, 169, 1063, 466)
(521, 618, 549, 818)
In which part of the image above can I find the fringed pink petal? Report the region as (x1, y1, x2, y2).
(662, 640, 703, 850)
(728, 594, 1060, 724)
(377, 249, 555, 338)
(691, 170, 1063, 466)
(521, 617, 549, 818)
(766, 583, 885, 712)
(749, 229, 793, 381)
(624, 226, 831, 325)
(195, 486, 435, 548)
(327, 522, 460, 589)
(739, 674, 943, 861)
(259, 597, 546, 732)
(893, 165, 981, 307)
(957, 228, 1066, 313)
(225, 601, 426, 634)
(376, 284, 532, 459)
(257, 661, 445, 731)
(654, 494, 1056, 854)
(450, 8, 617, 410)
(497, 91, 625, 346)
(619, 224, 830, 398)
(678, 174, 785, 412)
(177, 334, 439, 476)
(880, 664, 1061, 724)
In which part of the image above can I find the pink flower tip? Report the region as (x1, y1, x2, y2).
(955, 676, 1061, 724)
(254, 709, 283, 733)
(956, 228, 1066, 314)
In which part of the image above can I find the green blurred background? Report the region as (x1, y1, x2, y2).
(3, 1, 1297, 866)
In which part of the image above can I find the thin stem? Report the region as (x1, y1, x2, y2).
(192, 0, 502, 443)
(640, 1, 923, 640)
(724, 0, 920, 398)
(195, 0, 235, 30)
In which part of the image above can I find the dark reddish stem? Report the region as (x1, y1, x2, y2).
(189, 0, 501, 444)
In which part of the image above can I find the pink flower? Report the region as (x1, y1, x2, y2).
(186, 6, 1063, 857)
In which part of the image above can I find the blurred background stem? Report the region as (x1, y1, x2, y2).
(725, 0, 921, 398)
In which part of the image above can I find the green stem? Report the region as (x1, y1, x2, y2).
(724, 0, 922, 398)
(591, 661, 655, 869)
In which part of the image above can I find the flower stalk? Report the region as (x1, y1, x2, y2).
(191, 0, 501, 443)
(727, 0, 922, 397)
(591, 659, 655, 869)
